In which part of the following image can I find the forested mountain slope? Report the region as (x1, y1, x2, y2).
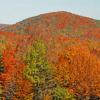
(0, 11, 100, 100)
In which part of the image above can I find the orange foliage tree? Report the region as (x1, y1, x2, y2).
(0, 44, 32, 100)
(53, 43, 100, 97)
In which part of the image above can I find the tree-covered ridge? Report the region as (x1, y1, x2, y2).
(3, 11, 100, 39)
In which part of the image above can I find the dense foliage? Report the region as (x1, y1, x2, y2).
(0, 11, 100, 100)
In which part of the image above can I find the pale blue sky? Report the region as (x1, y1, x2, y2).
(0, 0, 100, 24)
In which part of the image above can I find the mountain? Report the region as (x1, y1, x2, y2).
(0, 11, 100, 99)
(3, 11, 100, 39)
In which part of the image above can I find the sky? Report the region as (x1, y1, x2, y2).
(0, 0, 100, 24)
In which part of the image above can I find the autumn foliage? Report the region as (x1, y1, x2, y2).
(0, 11, 100, 99)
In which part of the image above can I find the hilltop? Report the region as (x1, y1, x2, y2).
(2, 11, 100, 39)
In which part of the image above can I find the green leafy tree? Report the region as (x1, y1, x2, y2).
(24, 40, 55, 100)
(53, 86, 75, 100)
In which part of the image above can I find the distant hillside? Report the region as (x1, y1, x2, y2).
(0, 24, 9, 29)
(3, 11, 100, 39)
